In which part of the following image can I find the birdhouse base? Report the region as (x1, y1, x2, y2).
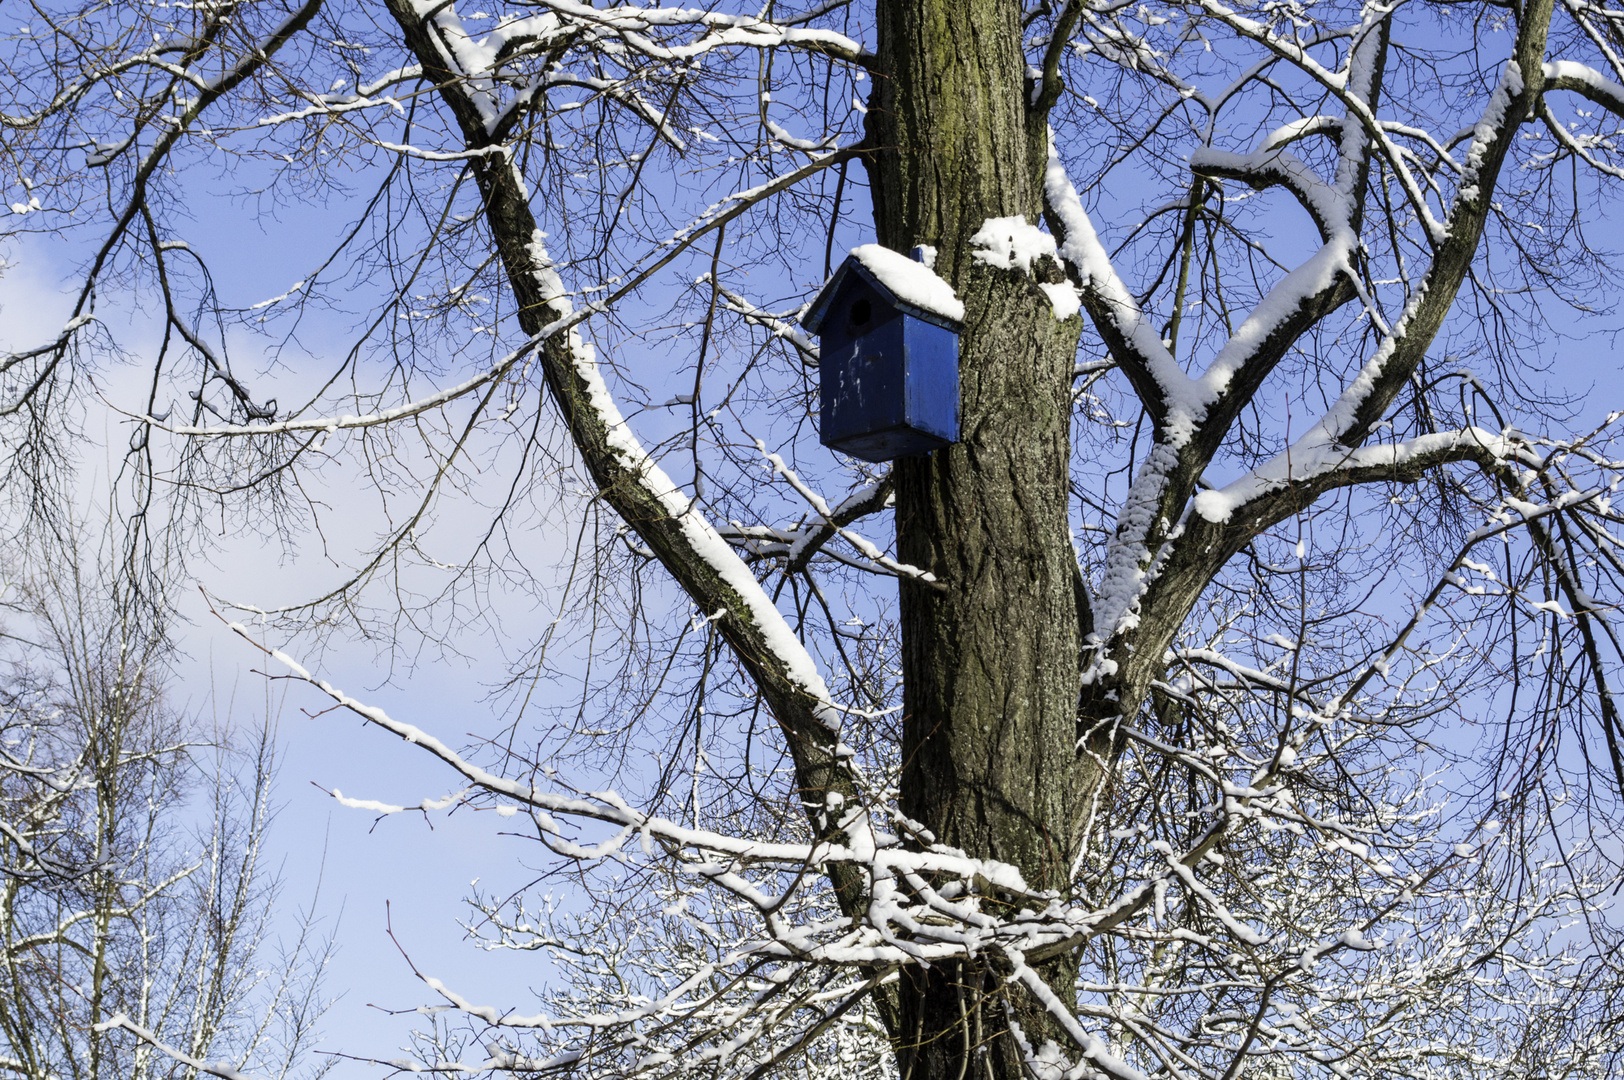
(823, 424, 954, 464)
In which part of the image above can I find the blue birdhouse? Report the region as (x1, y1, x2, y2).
(801, 245, 961, 463)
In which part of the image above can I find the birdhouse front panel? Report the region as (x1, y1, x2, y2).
(808, 257, 960, 463)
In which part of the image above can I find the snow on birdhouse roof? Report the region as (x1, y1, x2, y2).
(802, 244, 965, 333)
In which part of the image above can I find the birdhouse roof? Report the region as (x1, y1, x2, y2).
(802, 245, 965, 334)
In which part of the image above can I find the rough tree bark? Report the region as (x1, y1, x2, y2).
(867, 1, 1095, 1075)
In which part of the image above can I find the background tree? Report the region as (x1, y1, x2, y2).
(5, 0, 1624, 1078)
(0, 532, 333, 1080)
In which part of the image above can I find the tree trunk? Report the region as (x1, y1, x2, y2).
(866, 1, 1096, 1075)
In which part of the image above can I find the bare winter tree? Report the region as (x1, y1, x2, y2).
(0, 536, 333, 1080)
(4, 0, 1624, 1077)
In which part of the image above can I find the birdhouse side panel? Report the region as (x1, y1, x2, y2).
(902, 318, 960, 445)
